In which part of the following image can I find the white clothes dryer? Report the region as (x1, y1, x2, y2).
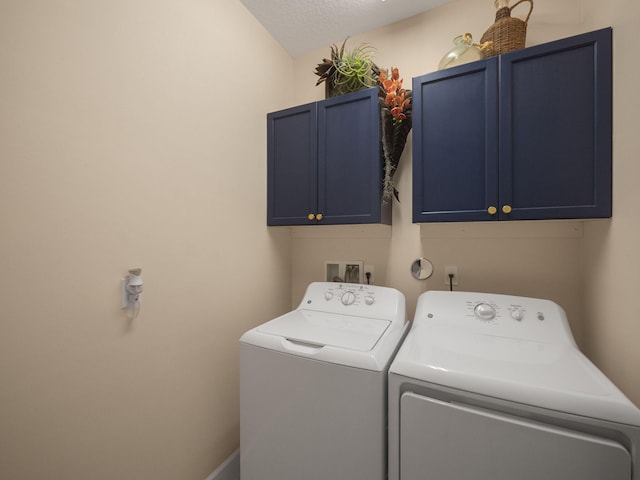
(388, 291, 640, 480)
(240, 282, 407, 480)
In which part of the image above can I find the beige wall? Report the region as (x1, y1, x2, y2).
(290, 0, 640, 405)
(580, 0, 640, 403)
(0, 0, 292, 478)
(1, 0, 638, 478)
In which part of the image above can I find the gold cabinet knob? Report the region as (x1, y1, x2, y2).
(307, 213, 316, 221)
(487, 206, 497, 215)
(502, 205, 512, 214)
(316, 213, 324, 221)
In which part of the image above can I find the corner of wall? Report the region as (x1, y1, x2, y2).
(205, 449, 239, 480)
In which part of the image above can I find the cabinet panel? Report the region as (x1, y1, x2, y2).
(318, 89, 383, 224)
(267, 103, 317, 226)
(267, 88, 389, 226)
(412, 59, 499, 223)
(412, 28, 612, 223)
(500, 28, 612, 219)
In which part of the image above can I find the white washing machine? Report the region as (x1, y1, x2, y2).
(240, 282, 407, 480)
(388, 291, 640, 480)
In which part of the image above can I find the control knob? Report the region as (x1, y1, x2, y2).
(474, 303, 496, 321)
(341, 291, 356, 306)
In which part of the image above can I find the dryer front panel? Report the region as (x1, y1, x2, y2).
(400, 392, 631, 480)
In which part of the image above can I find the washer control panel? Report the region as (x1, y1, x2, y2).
(323, 287, 375, 306)
(299, 282, 405, 323)
(417, 291, 575, 344)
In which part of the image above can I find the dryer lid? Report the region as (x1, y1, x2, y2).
(390, 323, 640, 426)
(256, 309, 391, 352)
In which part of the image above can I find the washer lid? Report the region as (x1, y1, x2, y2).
(390, 323, 640, 426)
(257, 309, 391, 352)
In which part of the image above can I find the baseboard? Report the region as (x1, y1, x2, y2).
(204, 449, 239, 480)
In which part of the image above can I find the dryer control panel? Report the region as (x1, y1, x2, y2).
(415, 291, 576, 345)
(298, 282, 406, 323)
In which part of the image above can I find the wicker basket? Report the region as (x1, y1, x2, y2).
(480, 0, 534, 58)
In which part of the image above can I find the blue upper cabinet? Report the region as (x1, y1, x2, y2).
(500, 28, 612, 220)
(413, 28, 612, 223)
(267, 102, 318, 225)
(267, 88, 389, 226)
(412, 58, 499, 222)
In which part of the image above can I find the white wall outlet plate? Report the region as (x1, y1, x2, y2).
(364, 264, 374, 284)
(444, 266, 459, 285)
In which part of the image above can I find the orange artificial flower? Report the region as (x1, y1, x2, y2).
(379, 67, 410, 123)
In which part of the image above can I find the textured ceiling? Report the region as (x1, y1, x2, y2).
(239, 0, 452, 57)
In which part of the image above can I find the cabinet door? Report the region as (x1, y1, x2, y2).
(412, 59, 499, 223)
(499, 28, 612, 220)
(267, 103, 318, 226)
(318, 88, 384, 225)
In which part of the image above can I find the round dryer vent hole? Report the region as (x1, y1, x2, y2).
(411, 258, 434, 280)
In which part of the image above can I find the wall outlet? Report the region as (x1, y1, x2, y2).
(444, 266, 459, 286)
(364, 264, 374, 284)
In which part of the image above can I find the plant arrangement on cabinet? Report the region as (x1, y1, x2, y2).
(378, 67, 412, 202)
(314, 38, 380, 98)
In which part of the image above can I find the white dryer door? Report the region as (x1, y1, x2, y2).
(400, 392, 631, 480)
